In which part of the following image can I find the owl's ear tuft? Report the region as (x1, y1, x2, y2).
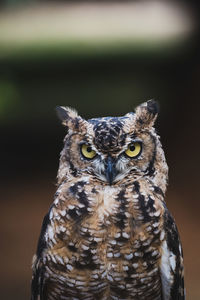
(146, 99, 159, 115)
(56, 106, 79, 130)
(134, 100, 159, 129)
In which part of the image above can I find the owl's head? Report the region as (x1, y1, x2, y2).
(57, 100, 168, 192)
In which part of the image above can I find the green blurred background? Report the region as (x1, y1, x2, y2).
(0, 0, 199, 299)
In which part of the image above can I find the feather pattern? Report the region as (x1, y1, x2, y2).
(31, 100, 184, 300)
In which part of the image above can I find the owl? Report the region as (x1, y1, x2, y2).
(31, 100, 185, 300)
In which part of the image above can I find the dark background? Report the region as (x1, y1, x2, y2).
(0, 1, 199, 299)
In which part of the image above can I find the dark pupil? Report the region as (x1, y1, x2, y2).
(87, 146, 92, 153)
(129, 144, 135, 151)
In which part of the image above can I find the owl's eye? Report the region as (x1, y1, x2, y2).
(81, 144, 97, 159)
(125, 142, 142, 158)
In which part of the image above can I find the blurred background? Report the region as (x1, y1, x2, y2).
(0, 0, 199, 299)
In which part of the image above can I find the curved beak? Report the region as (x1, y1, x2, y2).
(105, 156, 116, 185)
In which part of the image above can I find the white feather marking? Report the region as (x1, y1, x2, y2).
(47, 225, 56, 244)
(96, 186, 119, 222)
(49, 209, 53, 220)
(81, 244, 89, 250)
(122, 232, 130, 239)
(66, 264, 73, 271)
(160, 230, 165, 241)
(55, 255, 64, 265)
(154, 210, 161, 217)
(160, 240, 176, 300)
(169, 254, 176, 272)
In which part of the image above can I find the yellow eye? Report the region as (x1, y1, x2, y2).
(125, 142, 142, 158)
(81, 144, 96, 159)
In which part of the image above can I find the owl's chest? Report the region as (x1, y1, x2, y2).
(82, 186, 162, 287)
(46, 182, 163, 298)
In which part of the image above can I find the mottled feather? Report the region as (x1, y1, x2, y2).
(31, 100, 184, 300)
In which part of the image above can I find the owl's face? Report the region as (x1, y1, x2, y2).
(57, 101, 167, 188)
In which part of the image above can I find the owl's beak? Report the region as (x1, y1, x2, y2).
(105, 156, 116, 185)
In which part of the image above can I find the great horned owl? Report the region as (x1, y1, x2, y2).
(31, 100, 185, 300)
